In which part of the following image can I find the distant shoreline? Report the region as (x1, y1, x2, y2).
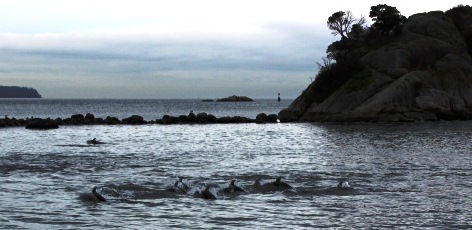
(0, 86, 42, 98)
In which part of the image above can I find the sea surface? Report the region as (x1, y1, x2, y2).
(0, 98, 291, 120)
(1, 99, 472, 229)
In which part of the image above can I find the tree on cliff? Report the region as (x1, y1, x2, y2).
(327, 11, 366, 39)
(445, 4, 472, 55)
(369, 4, 407, 36)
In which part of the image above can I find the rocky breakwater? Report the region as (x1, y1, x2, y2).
(279, 7, 472, 122)
(0, 112, 279, 129)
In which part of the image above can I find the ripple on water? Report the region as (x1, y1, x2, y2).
(1, 122, 472, 228)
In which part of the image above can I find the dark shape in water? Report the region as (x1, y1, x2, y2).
(278, 93, 281, 102)
(337, 180, 350, 188)
(199, 185, 217, 200)
(253, 178, 262, 188)
(87, 138, 105, 145)
(223, 180, 246, 193)
(173, 176, 191, 193)
(274, 176, 293, 189)
(92, 186, 107, 202)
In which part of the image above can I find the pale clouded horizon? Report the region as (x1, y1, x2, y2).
(0, 0, 466, 98)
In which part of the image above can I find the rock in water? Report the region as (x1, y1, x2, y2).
(217, 95, 254, 102)
(280, 9, 472, 122)
(25, 119, 59, 130)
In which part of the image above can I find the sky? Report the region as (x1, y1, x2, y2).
(0, 1, 466, 99)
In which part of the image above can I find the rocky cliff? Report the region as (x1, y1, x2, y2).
(280, 8, 472, 122)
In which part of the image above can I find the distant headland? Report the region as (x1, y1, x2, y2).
(0, 86, 42, 98)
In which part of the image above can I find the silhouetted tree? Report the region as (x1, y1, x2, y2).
(445, 4, 472, 55)
(369, 4, 407, 36)
(327, 11, 366, 39)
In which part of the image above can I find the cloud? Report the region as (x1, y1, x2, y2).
(0, 21, 334, 98)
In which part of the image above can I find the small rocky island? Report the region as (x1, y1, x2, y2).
(279, 5, 472, 122)
(0, 86, 42, 98)
(217, 95, 254, 102)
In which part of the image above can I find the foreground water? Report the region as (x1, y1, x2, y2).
(1, 121, 471, 229)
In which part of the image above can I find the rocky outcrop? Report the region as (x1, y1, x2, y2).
(280, 9, 472, 122)
(217, 95, 254, 102)
(122, 115, 146, 124)
(1, 111, 279, 128)
(25, 118, 59, 130)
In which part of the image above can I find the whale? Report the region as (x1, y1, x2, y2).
(223, 180, 246, 193)
(92, 186, 107, 202)
(273, 176, 293, 189)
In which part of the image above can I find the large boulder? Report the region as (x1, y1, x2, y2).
(71, 114, 85, 123)
(280, 10, 472, 122)
(105, 116, 120, 125)
(122, 115, 146, 124)
(84, 113, 95, 123)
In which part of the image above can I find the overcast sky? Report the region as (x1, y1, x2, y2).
(0, 1, 465, 98)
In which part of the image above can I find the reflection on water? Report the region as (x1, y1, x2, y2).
(1, 122, 471, 228)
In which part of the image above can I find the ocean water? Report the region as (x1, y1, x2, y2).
(0, 99, 291, 120)
(1, 100, 472, 229)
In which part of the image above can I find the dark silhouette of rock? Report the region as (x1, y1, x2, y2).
(280, 8, 472, 122)
(95, 118, 104, 124)
(217, 116, 232, 123)
(196, 112, 208, 122)
(177, 115, 188, 123)
(62, 118, 76, 125)
(0, 111, 278, 128)
(54, 117, 64, 125)
(0, 86, 41, 98)
(202, 99, 214, 102)
(25, 118, 59, 130)
(85, 113, 95, 123)
(256, 113, 268, 123)
(217, 95, 254, 102)
(188, 112, 197, 122)
(105, 116, 120, 125)
(122, 115, 146, 124)
(71, 114, 85, 123)
(207, 114, 217, 123)
(267, 114, 279, 123)
(160, 115, 178, 124)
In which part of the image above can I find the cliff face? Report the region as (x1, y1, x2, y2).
(0, 86, 42, 98)
(280, 9, 472, 122)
